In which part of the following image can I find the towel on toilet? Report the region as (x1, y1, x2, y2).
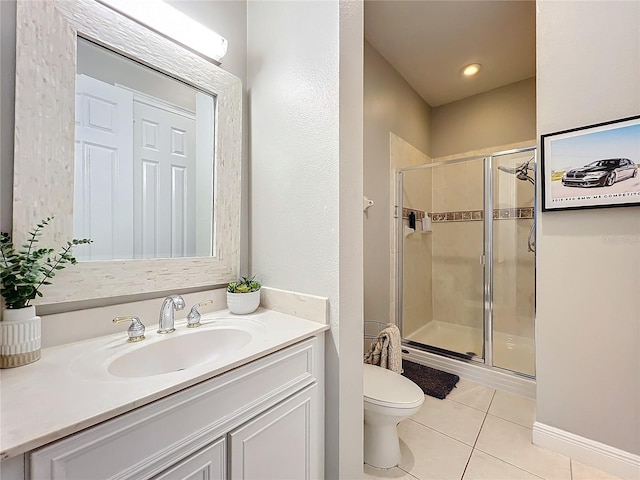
(364, 323, 402, 374)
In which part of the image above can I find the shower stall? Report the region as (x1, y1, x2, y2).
(396, 147, 536, 387)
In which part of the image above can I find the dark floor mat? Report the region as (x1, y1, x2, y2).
(402, 360, 459, 400)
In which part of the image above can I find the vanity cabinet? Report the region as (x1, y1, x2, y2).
(28, 335, 323, 480)
(229, 385, 318, 479)
(152, 437, 226, 480)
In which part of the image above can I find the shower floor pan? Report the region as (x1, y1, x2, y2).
(404, 320, 535, 376)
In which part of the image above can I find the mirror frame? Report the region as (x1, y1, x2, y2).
(13, 0, 242, 305)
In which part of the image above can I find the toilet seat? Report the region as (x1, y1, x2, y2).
(363, 364, 424, 409)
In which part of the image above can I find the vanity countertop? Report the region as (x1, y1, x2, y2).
(0, 308, 328, 460)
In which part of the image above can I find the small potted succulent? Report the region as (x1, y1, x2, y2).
(0, 217, 91, 368)
(226, 275, 261, 315)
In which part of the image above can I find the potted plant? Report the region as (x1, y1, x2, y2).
(226, 275, 261, 314)
(0, 217, 91, 368)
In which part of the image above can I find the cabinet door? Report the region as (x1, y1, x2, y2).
(152, 437, 225, 480)
(229, 384, 320, 480)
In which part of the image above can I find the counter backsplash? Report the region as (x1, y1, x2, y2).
(40, 286, 328, 348)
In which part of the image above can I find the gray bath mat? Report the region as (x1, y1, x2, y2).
(402, 360, 459, 400)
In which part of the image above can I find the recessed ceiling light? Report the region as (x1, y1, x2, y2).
(462, 63, 482, 77)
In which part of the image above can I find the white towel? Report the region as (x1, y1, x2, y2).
(363, 323, 402, 374)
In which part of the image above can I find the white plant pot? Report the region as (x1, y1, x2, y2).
(1, 305, 42, 368)
(227, 290, 261, 315)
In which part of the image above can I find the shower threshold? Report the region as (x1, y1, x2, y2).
(404, 320, 535, 377)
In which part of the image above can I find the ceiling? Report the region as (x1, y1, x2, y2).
(364, 0, 536, 107)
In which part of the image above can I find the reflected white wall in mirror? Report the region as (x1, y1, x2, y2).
(75, 38, 214, 261)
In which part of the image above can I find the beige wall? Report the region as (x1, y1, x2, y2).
(364, 40, 431, 325)
(431, 77, 536, 158)
(536, 0, 640, 459)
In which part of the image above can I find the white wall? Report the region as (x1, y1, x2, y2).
(363, 41, 431, 325)
(536, 0, 640, 459)
(339, 2, 364, 477)
(248, 1, 363, 477)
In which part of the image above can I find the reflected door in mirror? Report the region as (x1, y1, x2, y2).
(74, 38, 215, 261)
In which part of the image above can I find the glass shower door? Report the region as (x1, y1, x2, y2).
(491, 151, 536, 376)
(398, 157, 485, 360)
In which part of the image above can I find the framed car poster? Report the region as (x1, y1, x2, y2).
(541, 115, 640, 211)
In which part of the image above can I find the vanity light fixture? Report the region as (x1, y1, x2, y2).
(461, 63, 482, 77)
(97, 0, 228, 63)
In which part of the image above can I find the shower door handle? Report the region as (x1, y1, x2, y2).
(480, 254, 486, 266)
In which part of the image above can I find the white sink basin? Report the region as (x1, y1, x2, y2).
(107, 328, 252, 378)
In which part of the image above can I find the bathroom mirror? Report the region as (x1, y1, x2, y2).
(75, 38, 215, 261)
(13, 0, 242, 305)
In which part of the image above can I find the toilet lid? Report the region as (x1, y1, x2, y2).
(363, 364, 424, 409)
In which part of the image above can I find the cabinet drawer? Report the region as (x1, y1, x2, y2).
(31, 337, 317, 480)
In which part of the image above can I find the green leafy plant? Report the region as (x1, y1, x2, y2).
(227, 275, 261, 294)
(0, 217, 92, 310)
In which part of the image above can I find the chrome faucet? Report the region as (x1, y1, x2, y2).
(158, 295, 185, 334)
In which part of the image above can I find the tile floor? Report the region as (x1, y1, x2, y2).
(364, 379, 622, 480)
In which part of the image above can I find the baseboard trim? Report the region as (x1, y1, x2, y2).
(533, 422, 640, 480)
(401, 346, 536, 399)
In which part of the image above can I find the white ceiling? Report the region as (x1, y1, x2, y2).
(364, 0, 536, 107)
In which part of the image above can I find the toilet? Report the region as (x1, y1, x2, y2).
(363, 364, 425, 469)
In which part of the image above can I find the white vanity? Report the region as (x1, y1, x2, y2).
(0, 308, 327, 479)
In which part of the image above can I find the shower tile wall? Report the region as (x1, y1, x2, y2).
(390, 134, 432, 337)
(402, 168, 433, 336)
(431, 160, 485, 330)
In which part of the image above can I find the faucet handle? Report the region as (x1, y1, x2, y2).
(187, 300, 213, 328)
(113, 316, 146, 342)
(170, 295, 186, 310)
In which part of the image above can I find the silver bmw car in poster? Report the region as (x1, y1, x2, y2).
(561, 158, 638, 187)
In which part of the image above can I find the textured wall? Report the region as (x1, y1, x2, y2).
(248, 1, 364, 477)
(536, 0, 640, 456)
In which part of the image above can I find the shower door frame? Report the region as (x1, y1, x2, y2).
(395, 146, 537, 377)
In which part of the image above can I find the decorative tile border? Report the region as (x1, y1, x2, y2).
(403, 207, 533, 223)
(402, 207, 426, 221)
(493, 207, 535, 220)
